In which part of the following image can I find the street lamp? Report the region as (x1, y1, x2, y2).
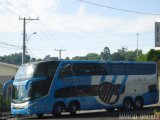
(136, 33, 140, 61)
(26, 32, 36, 44)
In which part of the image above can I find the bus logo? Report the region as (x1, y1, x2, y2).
(97, 82, 119, 105)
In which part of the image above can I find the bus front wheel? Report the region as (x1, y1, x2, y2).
(53, 103, 63, 116)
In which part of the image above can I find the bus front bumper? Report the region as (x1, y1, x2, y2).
(11, 102, 33, 115)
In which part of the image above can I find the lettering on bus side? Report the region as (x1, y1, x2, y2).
(61, 77, 90, 84)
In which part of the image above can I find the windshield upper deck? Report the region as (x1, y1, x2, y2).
(14, 61, 60, 82)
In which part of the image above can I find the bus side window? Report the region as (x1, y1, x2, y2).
(60, 64, 78, 78)
(34, 64, 45, 77)
(111, 64, 126, 75)
(95, 64, 108, 75)
(78, 64, 95, 76)
(127, 64, 137, 75)
(60, 64, 71, 78)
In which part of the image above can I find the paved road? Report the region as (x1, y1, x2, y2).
(8, 104, 160, 120)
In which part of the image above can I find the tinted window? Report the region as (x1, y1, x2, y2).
(78, 64, 95, 75)
(34, 61, 59, 78)
(127, 64, 139, 75)
(31, 79, 52, 99)
(60, 64, 79, 78)
(60, 63, 108, 78)
(126, 64, 156, 75)
(95, 64, 108, 75)
(110, 64, 126, 75)
(55, 85, 97, 98)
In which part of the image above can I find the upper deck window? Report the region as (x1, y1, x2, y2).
(60, 63, 108, 78)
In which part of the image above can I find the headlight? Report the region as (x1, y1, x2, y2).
(11, 102, 29, 109)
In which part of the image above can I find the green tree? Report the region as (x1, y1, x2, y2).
(146, 49, 160, 61)
(125, 51, 136, 61)
(65, 57, 70, 60)
(100, 47, 111, 61)
(138, 54, 147, 61)
(72, 56, 86, 60)
(0, 53, 31, 65)
(86, 53, 101, 60)
(31, 58, 36, 62)
(111, 52, 124, 61)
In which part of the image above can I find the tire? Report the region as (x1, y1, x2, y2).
(53, 103, 63, 116)
(68, 102, 78, 115)
(36, 114, 43, 118)
(134, 98, 143, 110)
(123, 98, 133, 110)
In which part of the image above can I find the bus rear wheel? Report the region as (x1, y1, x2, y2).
(68, 102, 78, 115)
(123, 98, 133, 110)
(134, 97, 143, 110)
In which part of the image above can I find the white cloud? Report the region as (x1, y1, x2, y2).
(114, 16, 158, 33)
(0, 0, 158, 34)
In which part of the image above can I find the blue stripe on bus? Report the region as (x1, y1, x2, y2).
(100, 75, 106, 83)
(111, 75, 118, 84)
(119, 75, 128, 94)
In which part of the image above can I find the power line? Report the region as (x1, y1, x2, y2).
(15, 0, 65, 48)
(77, 0, 160, 16)
(0, 41, 20, 47)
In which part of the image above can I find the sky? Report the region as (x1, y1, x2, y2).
(0, 0, 160, 59)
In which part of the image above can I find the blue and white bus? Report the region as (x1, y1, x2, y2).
(9, 60, 158, 117)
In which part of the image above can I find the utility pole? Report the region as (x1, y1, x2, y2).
(19, 17, 39, 64)
(55, 49, 66, 60)
(136, 33, 140, 61)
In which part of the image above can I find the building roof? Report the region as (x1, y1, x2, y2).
(0, 62, 19, 69)
(0, 76, 13, 86)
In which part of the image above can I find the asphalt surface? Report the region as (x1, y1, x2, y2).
(6, 104, 160, 120)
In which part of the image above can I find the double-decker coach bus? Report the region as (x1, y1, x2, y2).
(8, 60, 158, 117)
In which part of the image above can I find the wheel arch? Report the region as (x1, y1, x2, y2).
(53, 101, 66, 109)
(123, 96, 133, 103)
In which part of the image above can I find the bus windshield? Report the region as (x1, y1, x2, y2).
(13, 61, 60, 102)
(15, 64, 37, 81)
(12, 85, 31, 103)
(14, 61, 60, 81)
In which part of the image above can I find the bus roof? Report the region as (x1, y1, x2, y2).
(24, 60, 156, 65)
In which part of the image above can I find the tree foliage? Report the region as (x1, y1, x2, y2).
(1, 48, 160, 66)
(86, 53, 101, 60)
(100, 47, 111, 61)
(0, 53, 30, 65)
